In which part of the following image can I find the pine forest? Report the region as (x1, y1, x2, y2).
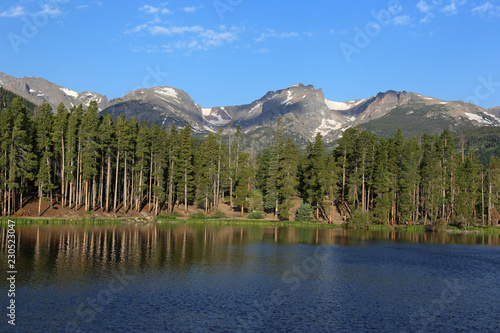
(1, 97, 499, 226)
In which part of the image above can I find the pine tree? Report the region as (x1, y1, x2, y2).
(195, 133, 218, 213)
(80, 101, 100, 211)
(372, 138, 392, 224)
(151, 125, 167, 216)
(322, 152, 340, 223)
(65, 105, 83, 209)
(277, 137, 299, 220)
(8, 97, 36, 214)
(234, 152, 254, 217)
(35, 101, 55, 215)
(51, 103, 69, 207)
(177, 124, 194, 213)
(335, 126, 359, 217)
(114, 114, 133, 213)
(134, 121, 150, 212)
(398, 137, 422, 223)
(302, 133, 326, 219)
(264, 117, 284, 216)
(98, 113, 115, 212)
(166, 126, 178, 213)
(0, 106, 14, 216)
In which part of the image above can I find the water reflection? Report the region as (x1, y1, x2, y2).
(1, 224, 498, 280)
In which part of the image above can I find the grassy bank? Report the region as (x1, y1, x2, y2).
(2, 217, 499, 234)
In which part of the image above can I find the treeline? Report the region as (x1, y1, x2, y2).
(1, 97, 499, 226)
(0, 87, 37, 114)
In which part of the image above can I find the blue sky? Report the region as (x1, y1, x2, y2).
(1, 0, 500, 108)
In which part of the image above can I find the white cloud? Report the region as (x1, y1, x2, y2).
(0, 6, 26, 17)
(255, 30, 300, 42)
(40, 4, 63, 17)
(441, 3, 458, 15)
(139, 4, 171, 15)
(199, 28, 239, 47)
(139, 5, 159, 14)
(417, 1, 431, 13)
(393, 15, 412, 25)
(181, 6, 203, 13)
(150, 25, 204, 36)
(441, 0, 467, 16)
(472, 2, 500, 17)
(420, 12, 435, 23)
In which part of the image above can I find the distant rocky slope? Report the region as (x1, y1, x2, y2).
(1, 71, 499, 150)
(0, 72, 108, 111)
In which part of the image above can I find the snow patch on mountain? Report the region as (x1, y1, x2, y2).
(314, 118, 342, 136)
(325, 99, 350, 110)
(464, 112, 500, 125)
(155, 87, 178, 99)
(201, 108, 212, 117)
(60, 87, 79, 98)
(281, 91, 294, 105)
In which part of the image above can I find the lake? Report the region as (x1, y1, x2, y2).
(1, 224, 499, 332)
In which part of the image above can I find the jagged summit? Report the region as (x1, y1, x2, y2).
(1, 71, 498, 150)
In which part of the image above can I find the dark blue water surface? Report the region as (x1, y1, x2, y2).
(1, 225, 499, 332)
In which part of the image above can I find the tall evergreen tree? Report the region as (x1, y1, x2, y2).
(80, 101, 100, 211)
(35, 101, 55, 215)
(177, 124, 194, 213)
(277, 137, 300, 220)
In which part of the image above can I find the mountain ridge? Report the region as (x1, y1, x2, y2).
(1, 71, 499, 149)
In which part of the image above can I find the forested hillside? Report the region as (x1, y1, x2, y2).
(0, 86, 37, 114)
(1, 97, 499, 226)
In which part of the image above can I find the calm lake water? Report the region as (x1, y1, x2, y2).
(1, 224, 500, 332)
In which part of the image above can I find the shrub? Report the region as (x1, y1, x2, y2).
(425, 218, 448, 232)
(347, 209, 372, 229)
(247, 211, 265, 220)
(210, 210, 225, 219)
(190, 211, 206, 219)
(295, 203, 314, 222)
(156, 212, 182, 221)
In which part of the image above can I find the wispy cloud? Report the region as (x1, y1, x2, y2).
(472, 2, 500, 17)
(40, 4, 63, 17)
(149, 25, 204, 36)
(393, 15, 412, 25)
(0, 3, 64, 18)
(417, 1, 432, 13)
(255, 30, 300, 42)
(139, 4, 171, 15)
(181, 5, 203, 13)
(0, 6, 26, 17)
(129, 24, 240, 53)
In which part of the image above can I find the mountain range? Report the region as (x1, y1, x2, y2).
(1, 71, 499, 150)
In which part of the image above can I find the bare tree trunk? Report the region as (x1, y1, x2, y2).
(184, 168, 188, 213)
(123, 153, 127, 213)
(114, 150, 120, 213)
(38, 184, 42, 216)
(61, 135, 65, 208)
(489, 181, 492, 227)
(482, 172, 485, 226)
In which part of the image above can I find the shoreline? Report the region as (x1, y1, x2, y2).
(1, 217, 500, 235)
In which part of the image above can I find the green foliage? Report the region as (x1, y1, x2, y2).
(190, 211, 206, 219)
(247, 211, 265, 219)
(0, 86, 37, 114)
(210, 210, 225, 219)
(295, 203, 314, 222)
(425, 218, 448, 232)
(347, 209, 373, 229)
